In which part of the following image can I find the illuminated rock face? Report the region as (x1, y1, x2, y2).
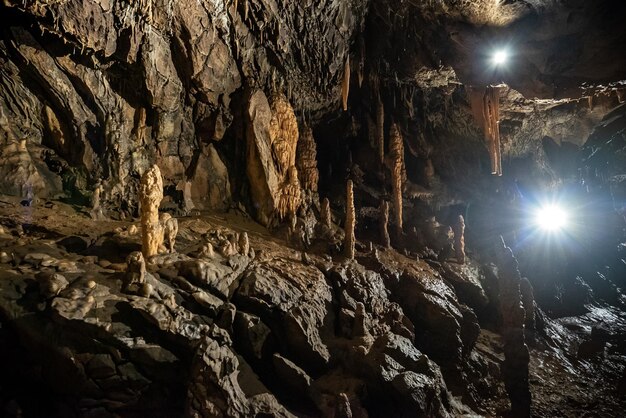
(140, 165, 164, 258)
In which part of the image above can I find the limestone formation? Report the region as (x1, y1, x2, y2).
(321, 197, 332, 229)
(495, 237, 531, 418)
(239, 232, 250, 256)
(344, 180, 356, 259)
(389, 122, 404, 238)
(296, 125, 319, 192)
(140, 165, 164, 258)
(269, 93, 299, 177)
(277, 166, 302, 221)
(520, 277, 536, 338)
(123, 251, 146, 293)
(468, 86, 503, 176)
(453, 215, 466, 264)
(342, 56, 350, 111)
(90, 182, 105, 220)
(163, 215, 179, 253)
(379, 200, 391, 248)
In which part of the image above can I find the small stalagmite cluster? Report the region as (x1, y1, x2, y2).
(389, 122, 405, 238)
(140, 165, 164, 258)
(296, 125, 319, 193)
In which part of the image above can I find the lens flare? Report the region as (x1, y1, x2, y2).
(492, 49, 508, 66)
(534, 205, 568, 231)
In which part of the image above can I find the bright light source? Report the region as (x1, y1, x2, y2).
(534, 205, 568, 232)
(492, 49, 508, 66)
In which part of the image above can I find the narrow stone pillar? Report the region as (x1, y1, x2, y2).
(390, 122, 404, 238)
(140, 165, 163, 258)
(453, 215, 466, 264)
(321, 197, 332, 229)
(495, 237, 531, 418)
(344, 180, 355, 259)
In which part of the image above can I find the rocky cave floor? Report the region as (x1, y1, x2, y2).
(0, 195, 625, 418)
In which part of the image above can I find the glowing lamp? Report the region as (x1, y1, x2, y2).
(492, 49, 508, 66)
(534, 205, 568, 232)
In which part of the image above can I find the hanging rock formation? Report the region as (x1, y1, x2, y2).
(342, 56, 350, 111)
(140, 165, 164, 258)
(468, 86, 504, 176)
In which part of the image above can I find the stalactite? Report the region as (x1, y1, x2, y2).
(342, 56, 350, 111)
(140, 165, 163, 258)
(379, 200, 390, 248)
(495, 237, 531, 417)
(321, 197, 332, 229)
(344, 180, 355, 259)
(296, 125, 319, 192)
(389, 122, 404, 238)
(453, 215, 466, 264)
(376, 97, 385, 166)
(468, 86, 503, 176)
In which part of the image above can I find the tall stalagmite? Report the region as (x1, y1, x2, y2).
(389, 122, 404, 238)
(321, 197, 332, 229)
(454, 215, 466, 264)
(379, 200, 391, 248)
(296, 125, 319, 192)
(468, 86, 503, 176)
(495, 237, 531, 418)
(140, 165, 164, 258)
(344, 180, 356, 259)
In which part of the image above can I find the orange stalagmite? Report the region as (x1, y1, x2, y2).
(321, 197, 332, 228)
(344, 180, 356, 259)
(140, 165, 164, 258)
(389, 122, 405, 238)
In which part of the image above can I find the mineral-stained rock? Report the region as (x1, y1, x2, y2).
(389, 122, 405, 238)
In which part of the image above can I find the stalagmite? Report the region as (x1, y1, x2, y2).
(520, 277, 536, 339)
(358, 36, 365, 88)
(376, 98, 385, 166)
(90, 182, 104, 220)
(453, 215, 466, 264)
(495, 237, 531, 418)
(239, 232, 250, 256)
(344, 180, 355, 259)
(296, 125, 319, 192)
(389, 122, 404, 238)
(123, 251, 146, 294)
(321, 197, 332, 229)
(162, 215, 178, 253)
(342, 56, 350, 111)
(140, 165, 164, 258)
(468, 86, 503, 176)
(379, 200, 390, 248)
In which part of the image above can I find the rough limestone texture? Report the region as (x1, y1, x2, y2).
(140, 165, 164, 257)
